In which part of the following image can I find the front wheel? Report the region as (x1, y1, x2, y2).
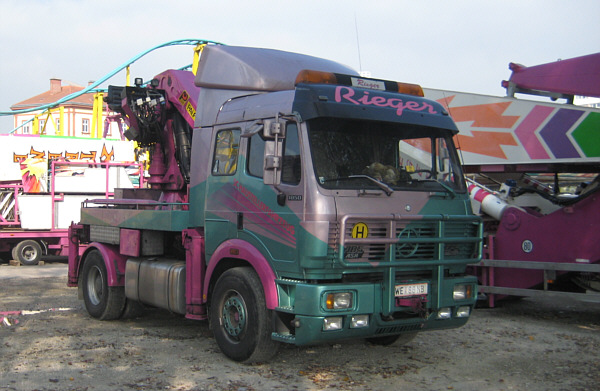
(81, 250, 125, 320)
(210, 267, 278, 363)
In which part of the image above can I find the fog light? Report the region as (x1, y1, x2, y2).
(323, 317, 343, 331)
(437, 307, 452, 319)
(326, 292, 353, 309)
(456, 306, 471, 318)
(351, 315, 369, 328)
(453, 284, 473, 300)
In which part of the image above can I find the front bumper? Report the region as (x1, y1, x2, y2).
(273, 275, 477, 345)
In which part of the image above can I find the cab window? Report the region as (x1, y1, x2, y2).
(248, 123, 301, 185)
(212, 129, 240, 176)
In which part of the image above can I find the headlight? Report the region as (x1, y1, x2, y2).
(350, 315, 369, 328)
(453, 284, 473, 300)
(323, 317, 343, 331)
(456, 306, 471, 318)
(437, 307, 452, 319)
(326, 292, 353, 309)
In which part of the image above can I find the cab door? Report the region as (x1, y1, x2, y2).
(204, 125, 242, 260)
(240, 121, 303, 268)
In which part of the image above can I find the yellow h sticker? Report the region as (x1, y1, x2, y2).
(351, 222, 369, 239)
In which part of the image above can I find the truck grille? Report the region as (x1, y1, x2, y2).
(333, 214, 481, 266)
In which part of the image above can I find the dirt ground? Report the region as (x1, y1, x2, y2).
(1, 263, 599, 391)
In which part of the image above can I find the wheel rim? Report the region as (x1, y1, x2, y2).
(221, 292, 247, 339)
(20, 245, 38, 261)
(87, 265, 104, 306)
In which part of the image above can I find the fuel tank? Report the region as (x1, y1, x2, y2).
(125, 258, 186, 314)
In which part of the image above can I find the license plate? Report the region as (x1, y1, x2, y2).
(395, 283, 428, 297)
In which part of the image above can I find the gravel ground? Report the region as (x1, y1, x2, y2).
(1, 263, 599, 391)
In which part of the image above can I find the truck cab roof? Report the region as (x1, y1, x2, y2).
(194, 45, 358, 128)
(195, 45, 359, 92)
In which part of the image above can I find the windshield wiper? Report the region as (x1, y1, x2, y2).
(349, 175, 394, 196)
(322, 175, 394, 196)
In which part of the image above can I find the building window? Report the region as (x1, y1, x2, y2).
(82, 118, 90, 134)
(39, 119, 45, 134)
(55, 118, 60, 133)
(21, 121, 30, 134)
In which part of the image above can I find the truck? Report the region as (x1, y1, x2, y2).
(67, 45, 483, 362)
(423, 52, 600, 307)
(0, 135, 141, 265)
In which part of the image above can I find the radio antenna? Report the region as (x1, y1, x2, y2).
(354, 13, 363, 73)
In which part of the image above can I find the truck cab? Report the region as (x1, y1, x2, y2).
(193, 46, 482, 356)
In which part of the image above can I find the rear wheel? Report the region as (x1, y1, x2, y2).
(81, 250, 125, 320)
(210, 267, 278, 363)
(13, 240, 42, 266)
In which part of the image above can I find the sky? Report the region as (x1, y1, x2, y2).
(1, 0, 599, 132)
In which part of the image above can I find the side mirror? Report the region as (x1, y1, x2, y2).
(263, 119, 286, 186)
(437, 139, 450, 172)
(263, 119, 286, 138)
(263, 139, 283, 185)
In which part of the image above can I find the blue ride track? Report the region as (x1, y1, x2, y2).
(0, 39, 224, 132)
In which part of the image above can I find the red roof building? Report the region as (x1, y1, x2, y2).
(10, 79, 121, 138)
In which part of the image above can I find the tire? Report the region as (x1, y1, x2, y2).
(209, 267, 279, 363)
(13, 240, 42, 266)
(366, 332, 418, 346)
(80, 250, 125, 320)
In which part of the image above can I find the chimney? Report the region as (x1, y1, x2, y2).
(50, 78, 62, 93)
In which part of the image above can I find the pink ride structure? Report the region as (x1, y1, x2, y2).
(425, 53, 600, 306)
(0, 136, 142, 265)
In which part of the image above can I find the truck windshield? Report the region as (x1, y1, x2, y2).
(307, 118, 465, 193)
